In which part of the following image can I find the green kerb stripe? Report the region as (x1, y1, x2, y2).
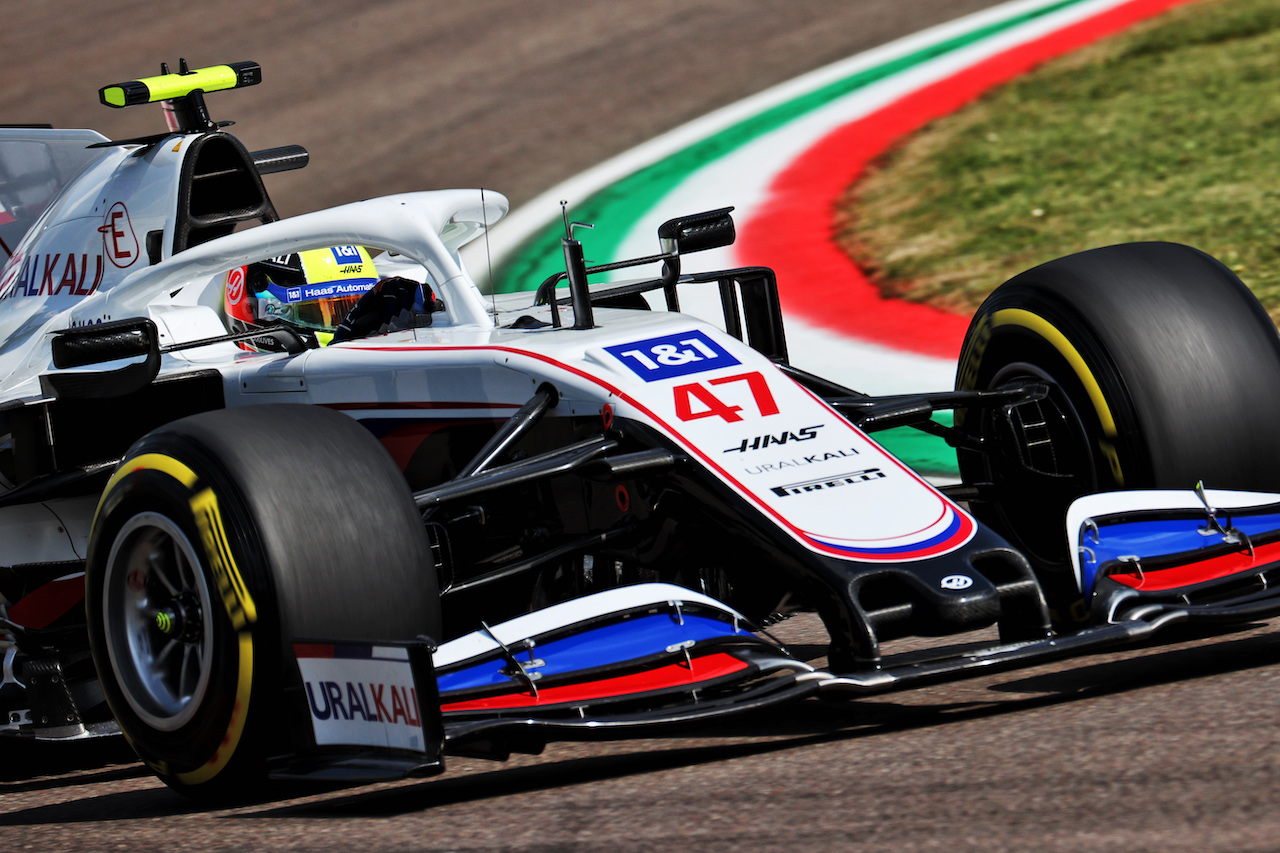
(493, 0, 1086, 294)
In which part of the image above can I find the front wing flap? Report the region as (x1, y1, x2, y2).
(269, 485, 1280, 781)
(271, 583, 818, 780)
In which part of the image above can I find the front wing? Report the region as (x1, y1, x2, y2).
(271, 500, 1280, 784)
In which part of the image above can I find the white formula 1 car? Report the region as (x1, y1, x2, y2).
(5, 62, 1280, 801)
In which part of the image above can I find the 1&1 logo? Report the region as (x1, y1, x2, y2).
(330, 245, 363, 265)
(605, 330, 740, 382)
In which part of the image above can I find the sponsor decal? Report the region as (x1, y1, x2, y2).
(771, 468, 885, 497)
(724, 424, 823, 453)
(225, 267, 246, 305)
(673, 371, 779, 423)
(743, 447, 861, 475)
(0, 250, 22, 295)
(295, 644, 426, 752)
(941, 575, 974, 591)
(605, 329, 740, 381)
(298, 280, 371, 300)
(330, 245, 364, 265)
(0, 253, 105, 300)
(189, 488, 257, 630)
(98, 201, 139, 268)
(281, 281, 374, 303)
(304, 680, 422, 726)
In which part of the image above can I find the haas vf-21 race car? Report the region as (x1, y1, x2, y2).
(4, 63, 1280, 801)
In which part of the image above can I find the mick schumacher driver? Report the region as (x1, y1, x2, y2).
(224, 245, 439, 350)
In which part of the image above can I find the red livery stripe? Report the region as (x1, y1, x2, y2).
(7, 575, 85, 630)
(440, 652, 749, 712)
(1109, 540, 1280, 593)
(736, 0, 1196, 359)
(293, 643, 336, 659)
(324, 401, 521, 410)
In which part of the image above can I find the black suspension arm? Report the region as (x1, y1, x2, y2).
(456, 383, 559, 478)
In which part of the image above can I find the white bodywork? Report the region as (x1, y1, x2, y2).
(0, 127, 977, 598)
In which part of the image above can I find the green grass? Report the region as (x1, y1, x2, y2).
(839, 0, 1280, 321)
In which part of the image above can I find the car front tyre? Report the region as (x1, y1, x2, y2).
(86, 404, 441, 800)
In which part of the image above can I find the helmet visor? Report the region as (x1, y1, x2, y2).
(254, 246, 377, 332)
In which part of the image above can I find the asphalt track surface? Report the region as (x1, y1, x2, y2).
(6, 2, 1280, 850)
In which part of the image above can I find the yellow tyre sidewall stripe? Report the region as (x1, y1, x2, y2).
(991, 309, 1117, 437)
(176, 633, 254, 786)
(95, 452, 259, 786)
(94, 453, 198, 524)
(989, 308, 1125, 485)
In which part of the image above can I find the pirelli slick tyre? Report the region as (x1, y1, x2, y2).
(955, 242, 1280, 622)
(85, 404, 441, 800)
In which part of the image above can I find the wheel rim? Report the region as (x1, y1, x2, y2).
(101, 512, 215, 732)
(977, 362, 1097, 568)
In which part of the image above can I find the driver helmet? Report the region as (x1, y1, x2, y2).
(224, 245, 378, 349)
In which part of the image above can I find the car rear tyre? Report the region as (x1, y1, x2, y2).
(86, 404, 441, 800)
(955, 242, 1280, 623)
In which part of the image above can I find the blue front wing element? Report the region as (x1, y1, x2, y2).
(436, 613, 749, 693)
(1081, 510, 1280, 594)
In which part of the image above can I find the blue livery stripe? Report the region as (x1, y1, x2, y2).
(811, 508, 964, 557)
(1083, 511, 1280, 591)
(436, 613, 745, 693)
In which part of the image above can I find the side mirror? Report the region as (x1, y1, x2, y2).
(251, 145, 310, 175)
(658, 207, 735, 255)
(43, 317, 161, 399)
(51, 317, 157, 369)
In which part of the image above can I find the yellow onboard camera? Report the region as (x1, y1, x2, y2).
(99, 60, 261, 108)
